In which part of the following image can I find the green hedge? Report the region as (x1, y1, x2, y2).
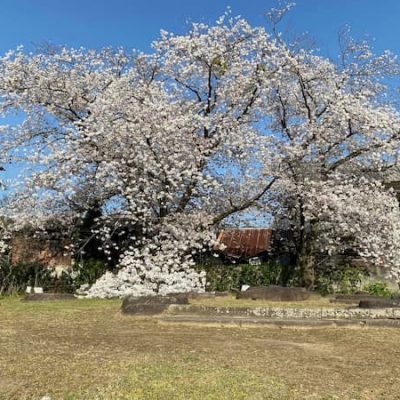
(363, 282, 394, 298)
(0, 258, 74, 295)
(0, 257, 110, 296)
(314, 266, 364, 295)
(196, 262, 289, 292)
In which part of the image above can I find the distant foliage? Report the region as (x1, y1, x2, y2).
(197, 262, 290, 292)
(71, 259, 111, 287)
(0, 257, 115, 296)
(0, 258, 69, 295)
(314, 265, 364, 295)
(363, 282, 394, 298)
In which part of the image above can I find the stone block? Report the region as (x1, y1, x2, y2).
(121, 294, 189, 315)
(359, 298, 400, 309)
(236, 285, 310, 301)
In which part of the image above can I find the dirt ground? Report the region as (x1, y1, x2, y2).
(0, 297, 399, 400)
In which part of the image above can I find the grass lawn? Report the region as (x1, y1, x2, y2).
(1, 297, 400, 400)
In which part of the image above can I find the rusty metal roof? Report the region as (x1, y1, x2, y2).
(384, 166, 400, 183)
(215, 228, 273, 259)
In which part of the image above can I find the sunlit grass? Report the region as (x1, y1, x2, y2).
(1, 297, 399, 399)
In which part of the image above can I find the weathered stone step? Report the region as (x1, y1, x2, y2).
(359, 299, 400, 308)
(121, 295, 189, 315)
(165, 304, 400, 320)
(236, 286, 310, 301)
(159, 314, 400, 328)
(331, 294, 397, 304)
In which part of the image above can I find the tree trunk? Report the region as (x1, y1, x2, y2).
(296, 220, 317, 289)
(297, 244, 315, 289)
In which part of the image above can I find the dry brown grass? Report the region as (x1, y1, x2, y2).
(0, 296, 400, 399)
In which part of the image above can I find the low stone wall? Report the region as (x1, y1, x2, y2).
(121, 295, 189, 315)
(237, 286, 310, 301)
(166, 304, 400, 320)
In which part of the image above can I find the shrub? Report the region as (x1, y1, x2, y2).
(314, 265, 364, 295)
(0, 257, 54, 295)
(71, 259, 111, 287)
(363, 282, 393, 298)
(0, 257, 116, 296)
(196, 262, 290, 292)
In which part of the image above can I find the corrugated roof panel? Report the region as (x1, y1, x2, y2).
(216, 228, 273, 259)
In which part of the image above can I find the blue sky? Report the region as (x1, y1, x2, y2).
(0, 0, 399, 57)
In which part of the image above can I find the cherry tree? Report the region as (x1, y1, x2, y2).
(276, 175, 400, 286)
(0, 15, 283, 296)
(266, 27, 400, 286)
(0, 7, 399, 296)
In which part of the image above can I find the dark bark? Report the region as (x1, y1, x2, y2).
(296, 220, 317, 289)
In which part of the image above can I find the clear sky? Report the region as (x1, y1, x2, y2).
(0, 0, 399, 57)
